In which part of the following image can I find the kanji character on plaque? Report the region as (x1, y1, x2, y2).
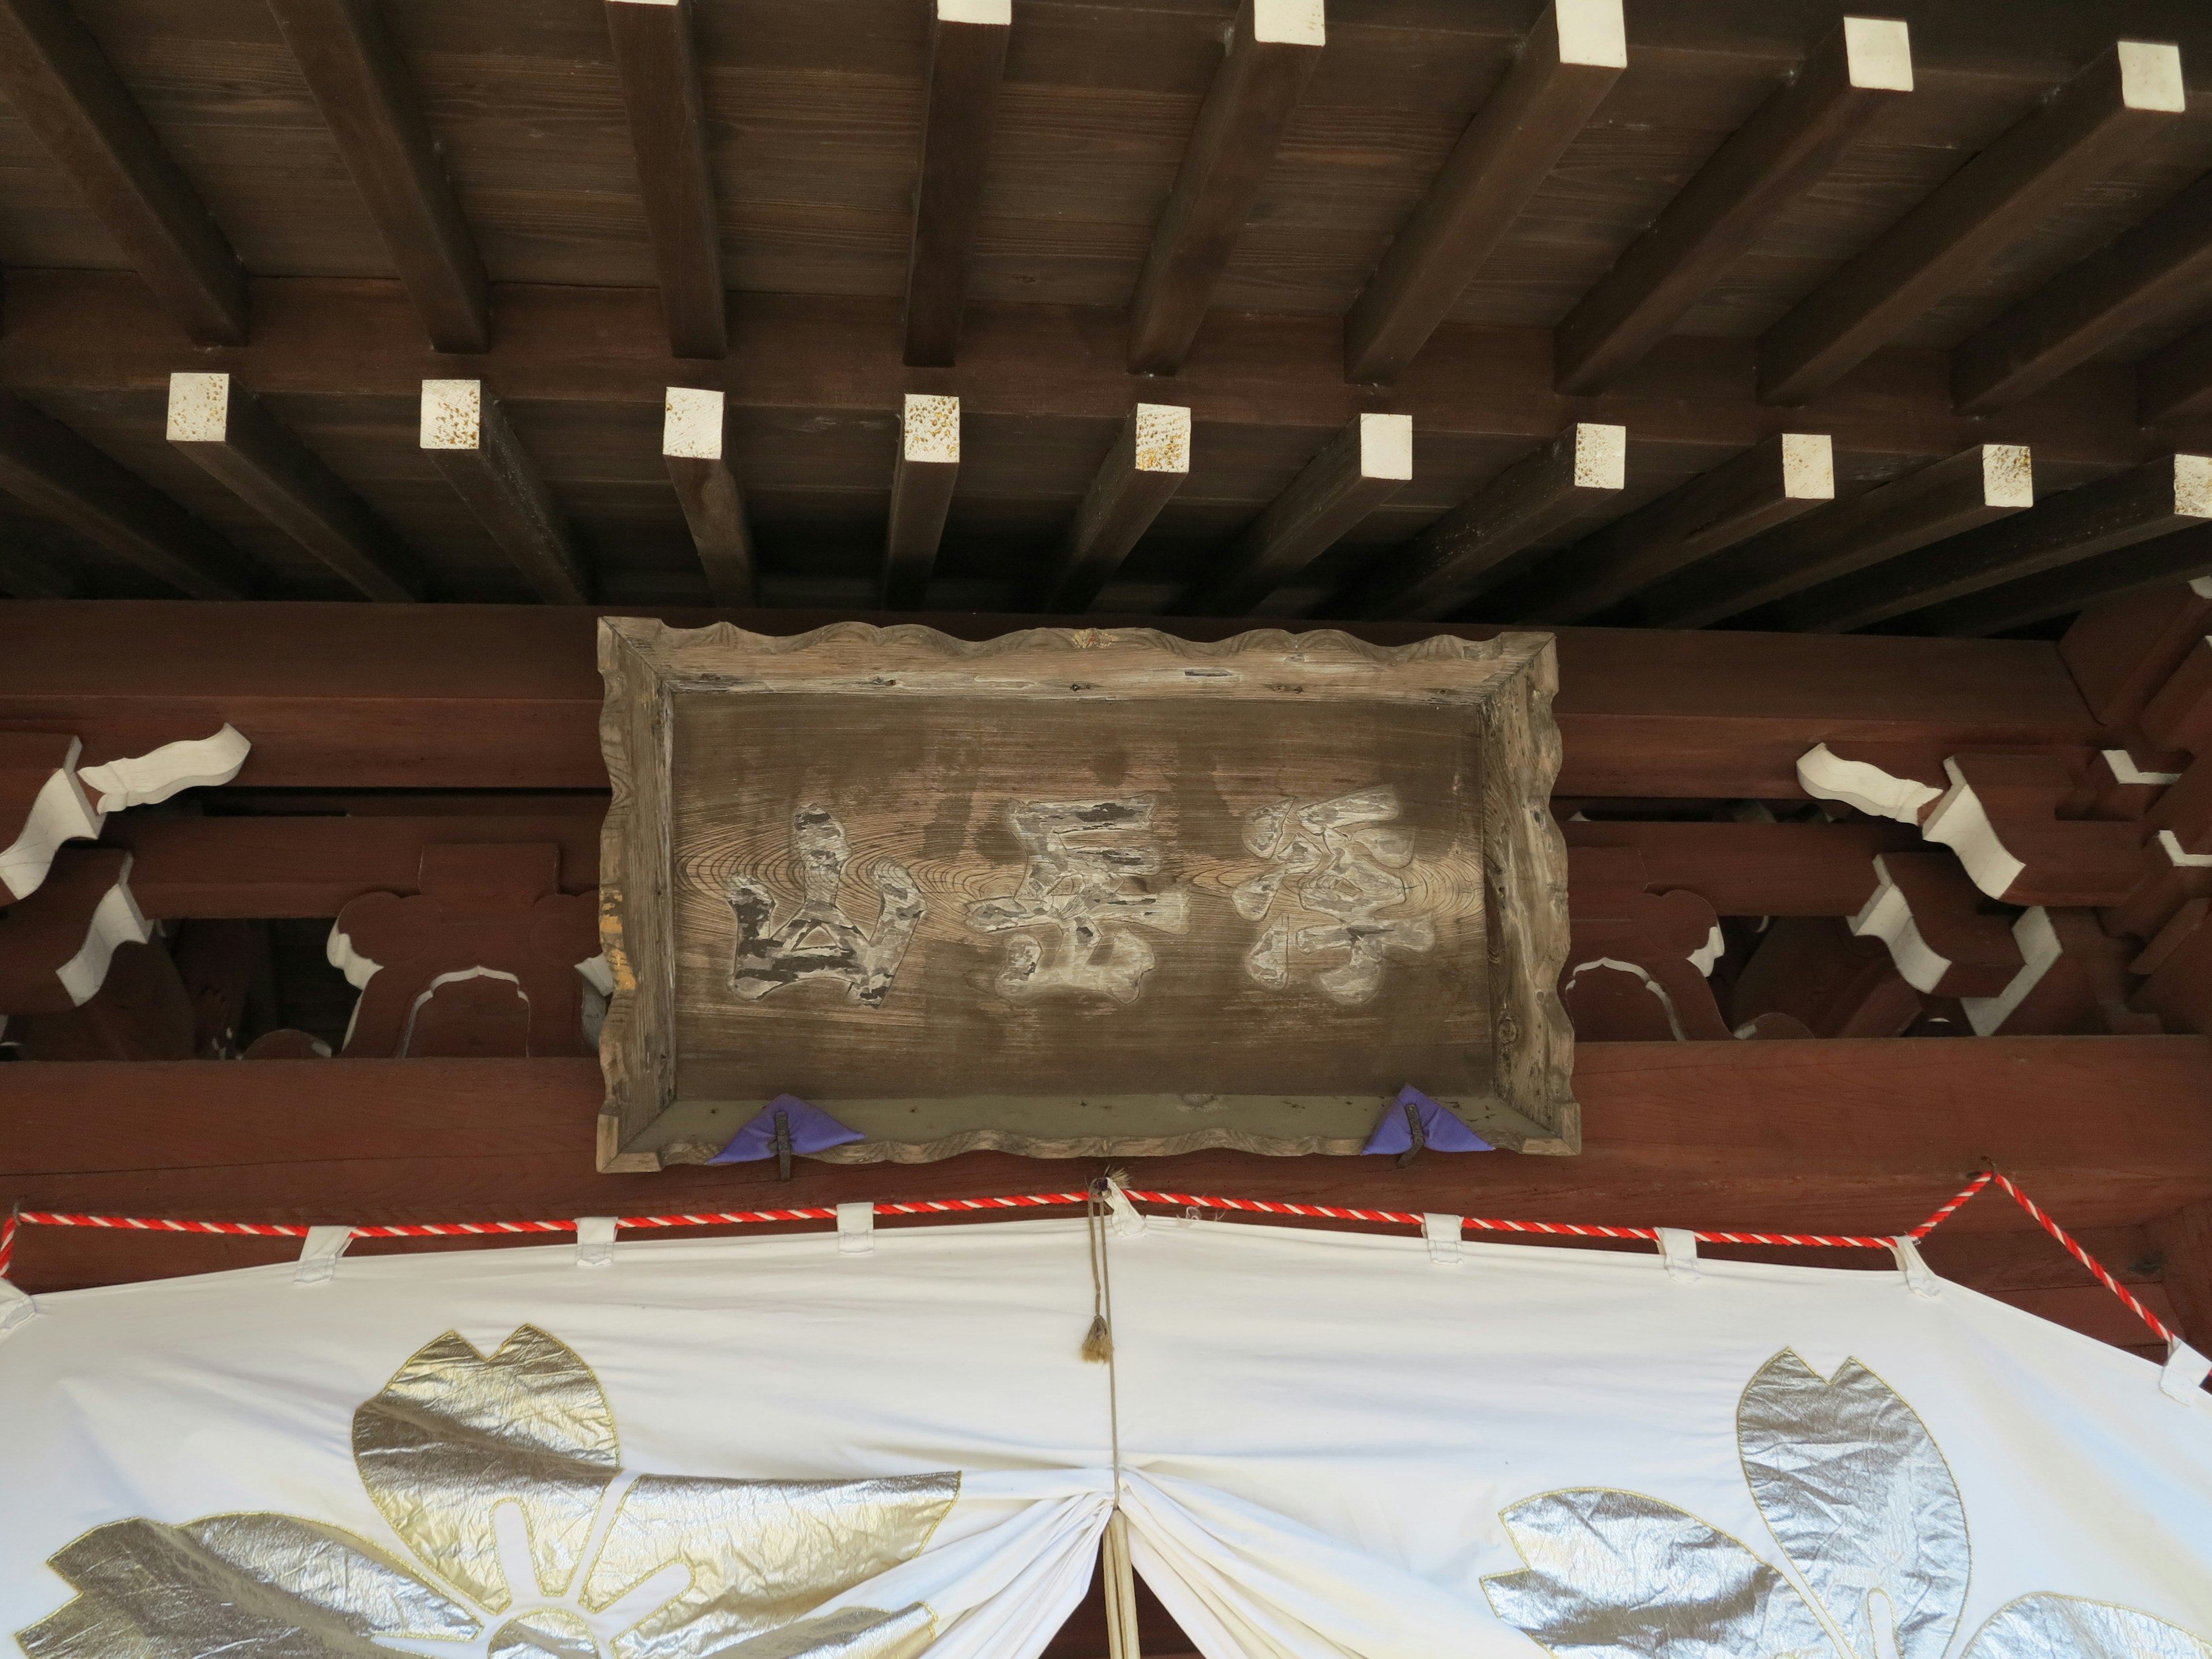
(726, 805, 923, 1007)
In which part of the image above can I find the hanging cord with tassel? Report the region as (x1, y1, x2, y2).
(1083, 1171, 1139, 1659)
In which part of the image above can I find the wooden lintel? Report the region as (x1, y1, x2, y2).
(1181, 412, 1412, 615)
(1127, 0, 1323, 376)
(419, 380, 592, 605)
(166, 372, 425, 603)
(1339, 422, 1624, 620)
(265, 0, 490, 354)
(1043, 404, 1191, 612)
(605, 0, 728, 361)
(0, 0, 248, 346)
(661, 387, 755, 605)
(882, 393, 961, 608)
(901, 0, 1011, 369)
(1508, 433, 1835, 624)
(1554, 17, 1910, 397)
(1785, 452, 2212, 634)
(1344, 0, 1623, 387)
(1641, 444, 2034, 629)
(1910, 525, 2212, 640)
(1758, 40, 2187, 407)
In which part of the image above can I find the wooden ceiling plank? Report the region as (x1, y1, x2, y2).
(2140, 311, 2212, 428)
(1785, 452, 2212, 633)
(1343, 0, 1624, 388)
(882, 393, 960, 609)
(902, 0, 1011, 369)
(605, 0, 728, 362)
(1758, 40, 2188, 407)
(1906, 525, 2212, 639)
(165, 372, 425, 604)
(0, 394, 252, 600)
(418, 379, 592, 605)
(1180, 411, 1412, 615)
(265, 0, 490, 355)
(0, 0, 247, 346)
(1338, 422, 1625, 620)
(1956, 171, 2212, 417)
(1043, 403, 1191, 613)
(1127, 0, 1323, 377)
(1508, 433, 1835, 624)
(1640, 444, 2035, 629)
(661, 387, 755, 606)
(0, 529, 77, 600)
(1555, 17, 1911, 398)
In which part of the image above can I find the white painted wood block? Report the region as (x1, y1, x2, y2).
(902, 393, 960, 465)
(2118, 41, 2187, 112)
(1358, 412, 1414, 481)
(165, 372, 233, 442)
(420, 379, 484, 450)
(662, 387, 726, 460)
(1554, 0, 1626, 68)
(1132, 404, 1192, 475)
(1797, 743, 1942, 823)
(1573, 423, 1628, 490)
(1781, 434, 1836, 500)
(1842, 17, 1914, 90)
(1252, 0, 1325, 47)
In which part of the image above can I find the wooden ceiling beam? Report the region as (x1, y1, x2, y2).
(902, 0, 1010, 369)
(0, 522, 76, 599)
(1338, 422, 1624, 620)
(1783, 453, 2212, 633)
(1181, 412, 1412, 615)
(1905, 524, 2212, 639)
(1127, 0, 1320, 377)
(265, 0, 490, 355)
(1043, 403, 1190, 613)
(882, 393, 960, 608)
(660, 387, 755, 605)
(1639, 444, 2035, 629)
(1505, 433, 1835, 624)
(2140, 312, 2212, 429)
(1758, 40, 2187, 407)
(1554, 17, 1911, 398)
(0, 394, 252, 599)
(165, 372, 424, 603)
(418, 379, 591, 605)
(0, 0, 247, 346)
(1344, 0, 1623, 387)
(605, 0, 728, 362)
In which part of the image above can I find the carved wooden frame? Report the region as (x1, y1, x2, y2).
(597, 619, 1574, 1172)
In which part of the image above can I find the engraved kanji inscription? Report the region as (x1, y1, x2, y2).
(1232, 785, 1437, 1005)
(726, 805, 923, 1007)
(968, 796, 1190, 1003)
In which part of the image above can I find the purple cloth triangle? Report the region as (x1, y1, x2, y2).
(1362, 1085, 1494, 1154)
(708, 1094, 866, 1164)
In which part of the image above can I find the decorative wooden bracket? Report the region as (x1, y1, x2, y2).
(1562, 847, 1729, 1040)
(1729, 915, 1922, 1039)
(1848, 851, 2024, 998)
(0, 844, 189, 1060)
(0, 724, 249, 902)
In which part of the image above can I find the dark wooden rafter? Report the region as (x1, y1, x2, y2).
(902, 0, 1010, 369)
(0, 393, 253, 599)
(1042, 403, 1190, 613)
(165, 372, 425, 603)
(1758, 40, 2188, 407)
(1505, 433, 1835, 624)
(882, 393, 960, 608)
(1785, 452, 2212, 633)
(660, 386, 755, 605)
(1344, 0, 1624, 387)
(1126, 0, 1321, 377)
(418, 378, 592, 605)
(0, 521, 77, 599)
(1639, 444, 2034, 629)
(2141, 314, 2212, 428)
(1554, 16, 1911, 397)
(1908, 528, 2212, 639)
(605, 0, 728, 362)
(1180, 412, 1412, 615)
(1338, 422, 1624, 620)
(264, 0, 490, 354)
(0, 0, 247, 346)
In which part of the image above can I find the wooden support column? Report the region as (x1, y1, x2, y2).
(1554, 17, 1910, 397)
(661, 387, 755, 604)
(1786, 453, 2212, 634)
(901, 0, 1010, 368)
(1758, 41, 2187, 406)
(166, 373, 425, 603)
(1507, 433, 1834, 624)
(1042, 404, 1190, 612)
(0, 394, 252, 599)
(264, 0, 490, 353)
(0, 0, 247, 346)
(1343, 0, 1623, 386)
(1340, 423, 1623, 619)
(881, 393, 960, 609)
(1641, 445, 2033, 628)
(419, 380, 592, 605)
(605, 0, 728, 361)
(1126, 0, 1322, 377)
(1181, 412, 1411, 615)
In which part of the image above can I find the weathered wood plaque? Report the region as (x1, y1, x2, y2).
(597, 621, 1574, 1171)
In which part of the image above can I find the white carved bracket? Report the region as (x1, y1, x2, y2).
(0, 737, 100, 904)
(59, 862, 153, 1006)
(1797, 743, 1941, 823)
(2, 725, 250, 904)
(1959, 908, 2063, 1036)
(77, 724, 250, 815)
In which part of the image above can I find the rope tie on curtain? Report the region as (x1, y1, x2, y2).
(1085, 1173, 1142, 1659)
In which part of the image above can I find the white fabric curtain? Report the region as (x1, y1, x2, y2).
(2, 1213, 2209, 1659)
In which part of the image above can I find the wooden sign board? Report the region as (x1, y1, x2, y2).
(596, 620, 1574, 1171)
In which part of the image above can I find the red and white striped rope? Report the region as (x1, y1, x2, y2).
(1986, 1171, 2178, 1348)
